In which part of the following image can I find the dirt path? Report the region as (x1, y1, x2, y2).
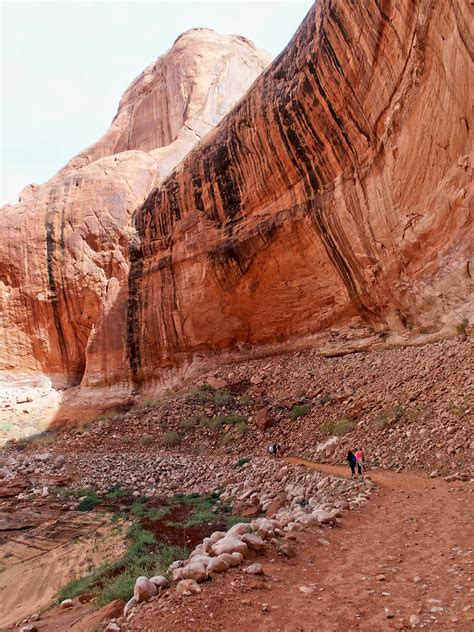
(129, 459, 474, 632)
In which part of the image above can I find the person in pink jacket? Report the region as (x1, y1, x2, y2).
(355, 448, 365, 474)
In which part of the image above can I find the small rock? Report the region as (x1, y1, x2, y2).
(176, 579, 201, 596)
(409, 614, 420, 627)
(149, 575, 169, 589)
(376, 574, 386, 581)
(299, 586, 314, 594)
(123, 597, 136, 617)
(384, 607, 394, 618)
(134, 576, 157, 603)
(244, 563, 263, 575)
(105, 625, 121, 632)
(60, 598, 73, 609)
(20, 626, 37, 632)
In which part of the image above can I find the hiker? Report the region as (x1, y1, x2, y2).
(268, 443, 279, 458)
(347, 450, 357, 477)
(355, 447, 364, 474)
(276, 443, 284, 458)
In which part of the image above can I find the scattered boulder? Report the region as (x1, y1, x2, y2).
(207, 555, 230, 573)
(254, 408, 274, 430)
(241, 533, 265, 551)
(211, 535, 249, 557)
(133, 576, 157, 603)
(149, 575, 169, 589)
(60, 598, 73, 609)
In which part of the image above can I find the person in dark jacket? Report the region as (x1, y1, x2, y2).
(347, 450, 357, 477)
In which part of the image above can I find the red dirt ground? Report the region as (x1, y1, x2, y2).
(125, 459, 474, 632)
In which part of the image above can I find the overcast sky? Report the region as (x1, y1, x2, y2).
(1, 0, 313, 205)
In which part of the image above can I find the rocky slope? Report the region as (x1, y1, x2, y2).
(0, 30, 271, 389)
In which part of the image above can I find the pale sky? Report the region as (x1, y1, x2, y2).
(1, 0, 313, 205)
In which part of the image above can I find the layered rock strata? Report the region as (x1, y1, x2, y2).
(125, 0, 472, 387)
(1, 0, 472, 400)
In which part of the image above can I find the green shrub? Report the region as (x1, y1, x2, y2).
(141, 434, 154, 446)
(215, 413, 247, 426)
(141, 399, 160, 408)
(238, 394, 252, 406)
(106, 485, 129, 500)
(213, 388, 233, 406)
(57, 522, 188, 607)
(162, 431, 181, 447)
(288, 405, 310, 420)
(179, 417, 197, 430)
(332, 416, 354, 435)
(456, 317, 469, 336)
(374, 404, 404, 431)
(322, 416, 354, 436)
(0, 422, 13, 433)
(235, 421, 248, 434)
(77, 492, 101, 512)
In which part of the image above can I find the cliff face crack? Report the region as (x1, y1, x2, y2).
(126, 237, 143, 388)
(45, 217, 69, 370)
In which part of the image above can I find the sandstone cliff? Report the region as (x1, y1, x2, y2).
(0, 30, 271, 388)
(0, 0, 472, 402)
(129, 0, 472, 386)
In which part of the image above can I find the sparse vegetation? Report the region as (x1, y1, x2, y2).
(162, 431, 181, 447)
(288, 404, 310, 420)
(452, 396, 471, 418)
(0, 421, 13, 433)
(57, 521, 188, 607)
(322, 416, 354, 436)
(238, 394, 252, 406)
(456, 317, 469, 336)
(141, 399, 160, 408)
(96, 410, 124, 422)
(179, 417, 197, 431)
(318, 393, 335, 405)
(374, 404, 405, 431)
(214, 413, 248, 426)
(77, 491, 101, 512)
(141, 434, 154, 446)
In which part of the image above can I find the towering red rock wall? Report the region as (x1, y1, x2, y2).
(126, 0, 472, 386)
(0, 0, 471, 399)
(0, 30, 271, 388)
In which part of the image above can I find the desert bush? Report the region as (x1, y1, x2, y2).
(374, 404, 404, 431)
(451, 396, 470, 418)
(235, 420, 248, 434)
(77, 491, 101, 512)
(179, 417, 197, 430)
(288, 404, 310, 420)
(141, 399, 160, 408)
(456, 317, 469, 336)
(322, 416, 354, 436)
(238, 394, 252, 406)
(318, 393, 335, 405)
(141, 434, 154, 446)
(162, 431, 181, 447)
(213, 388, 233, 406)
(215, 413, 248, 426)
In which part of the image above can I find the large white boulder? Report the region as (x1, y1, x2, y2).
(134, 576, 158, 603)
(211, 535, 248, 557)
